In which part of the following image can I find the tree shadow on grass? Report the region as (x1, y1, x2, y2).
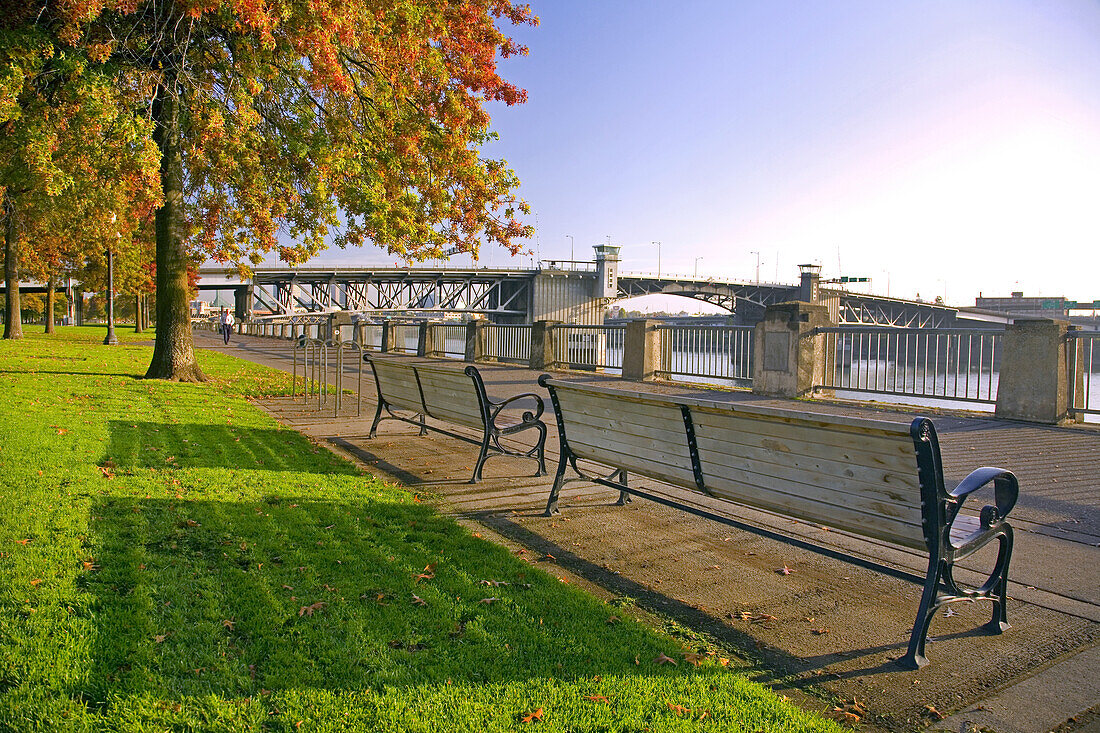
(75, 496, 694, 709)
(105, 421, 360, 475)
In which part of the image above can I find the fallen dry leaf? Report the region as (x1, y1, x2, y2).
(521, 707, 544, 723)
(478, 597, 499, 605)
(698, 710, 710, 721)
(29, 579, 42, 587)
(606, 616, 621, 625)
(298, 601, 327, 617)
(667, 703, 691, 716)
(776, 565, 793, 575)
(154, 633, 169, 643)
(682, 652, 706, 667)
(811, 628, 829, 635)
(411, 594, 427, 607)
(222, 619, 235, 630)
(923, 704, 944, 721)
(585, 695, 610, 704)
(653, 653, 677, 666)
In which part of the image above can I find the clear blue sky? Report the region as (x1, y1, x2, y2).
(306, 0, 1100, 307)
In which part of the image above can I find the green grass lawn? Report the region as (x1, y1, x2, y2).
(0, 327, 843, 732)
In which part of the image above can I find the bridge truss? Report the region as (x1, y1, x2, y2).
(246, 268, 535, 318)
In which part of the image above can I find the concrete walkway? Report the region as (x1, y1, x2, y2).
(199, 330, 1100, 733)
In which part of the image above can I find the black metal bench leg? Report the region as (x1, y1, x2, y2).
(615, 470, 631, 506)
(368, 400, 385, 438)
(533, 423, 548, 477)
(984, 528, 1013, 634)
(900, 557, 943, 670)
(543, 450, 570, 516)
(418, 413, 428, 437)
(470, 426, 492, 484)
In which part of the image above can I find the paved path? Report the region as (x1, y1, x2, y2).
(200, 330, 1100, 732)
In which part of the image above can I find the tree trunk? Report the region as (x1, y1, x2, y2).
(44, 271, 56, 334)
(134, 293, 143, 333)
(3, 193, 22, 340)
(145, 82, 205, 381)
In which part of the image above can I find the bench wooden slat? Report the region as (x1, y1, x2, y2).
(564, 437, 701, 489)
(557, 415, 696, 474)
(702, 474, 926, 548)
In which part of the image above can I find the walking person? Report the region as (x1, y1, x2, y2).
(220, 308, 234, 345)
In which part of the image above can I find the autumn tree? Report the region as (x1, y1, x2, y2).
(1, 18, 160, 339)
(34, 0, 534, 379)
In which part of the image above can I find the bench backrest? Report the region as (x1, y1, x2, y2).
(367, 357, 487, 431)
(415, 365, 486, 430)
(369, 358, 426, 414)
(544, 380, 928, 550)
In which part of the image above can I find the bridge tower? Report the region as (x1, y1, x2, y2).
(593, 244, 621, 299)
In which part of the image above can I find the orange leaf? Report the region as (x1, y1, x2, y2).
(478, 597, 499, 605)
(29, 579, 42, 587)
(653, 653, 677, 666)
(776, 565, 793, 575)
(298, 601, 327, 617)
(667, 703, 691, 716)
(13, 539, 30, 545)
(521, 707, 543, 723)
(585, 695, 610, 704)
(682, 652, 706, 667)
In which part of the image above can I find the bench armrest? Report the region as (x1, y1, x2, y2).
(490, 392, 546, 425)
(950, 466, 1018, 528)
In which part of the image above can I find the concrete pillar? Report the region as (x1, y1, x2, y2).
(529, 320, 560, 370)
(995, 319, 1071, 424)
(622, 319, 660, 381)
(752, 302, 832, 399)
(465, 320, 487, 362)
(417, 321, 434, 358)
(353, 322, 364, 345)
(380, 321, 397, 353)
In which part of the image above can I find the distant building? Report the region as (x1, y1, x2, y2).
(974, 291, 1068, 318)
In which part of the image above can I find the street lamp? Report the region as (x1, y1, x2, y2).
(694, 257, 703, 279)
(103, 215, 118, 346)
(566, 234, 574, 262)
(651, 241, 661, 279)
(750, 251, 760, 285)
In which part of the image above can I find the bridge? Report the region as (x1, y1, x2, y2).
(195, 247, 967, 328)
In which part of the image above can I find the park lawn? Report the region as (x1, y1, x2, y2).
(0, 327, 843, 732)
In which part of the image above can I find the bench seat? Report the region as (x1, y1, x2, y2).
(539, 376, 1017, 669)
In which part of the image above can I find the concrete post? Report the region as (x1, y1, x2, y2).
(994, 319, 1071, 424)
(529, 320, 560, 370)
(465, 320, 488, 362)
(622, 319, 660, 381)
(417, 321, 434, 358)
(752, 302, 832, 399)
(353, 322, 364, 345)
(380, 321, 397, 353)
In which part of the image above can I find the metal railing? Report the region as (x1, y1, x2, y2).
(359, 323, 383, 350)
(817, 326, 1003, 404)
(658, 325, 754, 384)
(391, 323, 420, 354)
(433, 323, 467, 359)
(552, 324, 624, 371)
(483, 324, 531, 363)
(1069, 330, 1100, 416)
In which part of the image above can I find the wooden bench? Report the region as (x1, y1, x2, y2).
(537, 376, 1018, 669)
(365, 356, 547, 483)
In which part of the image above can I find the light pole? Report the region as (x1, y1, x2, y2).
(750, 251, 760, 285)
(651, 241, 661, 279)
(566, 234, 574, 262)
(694, 257, 703, 279)
(103, 216, 118, 346)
